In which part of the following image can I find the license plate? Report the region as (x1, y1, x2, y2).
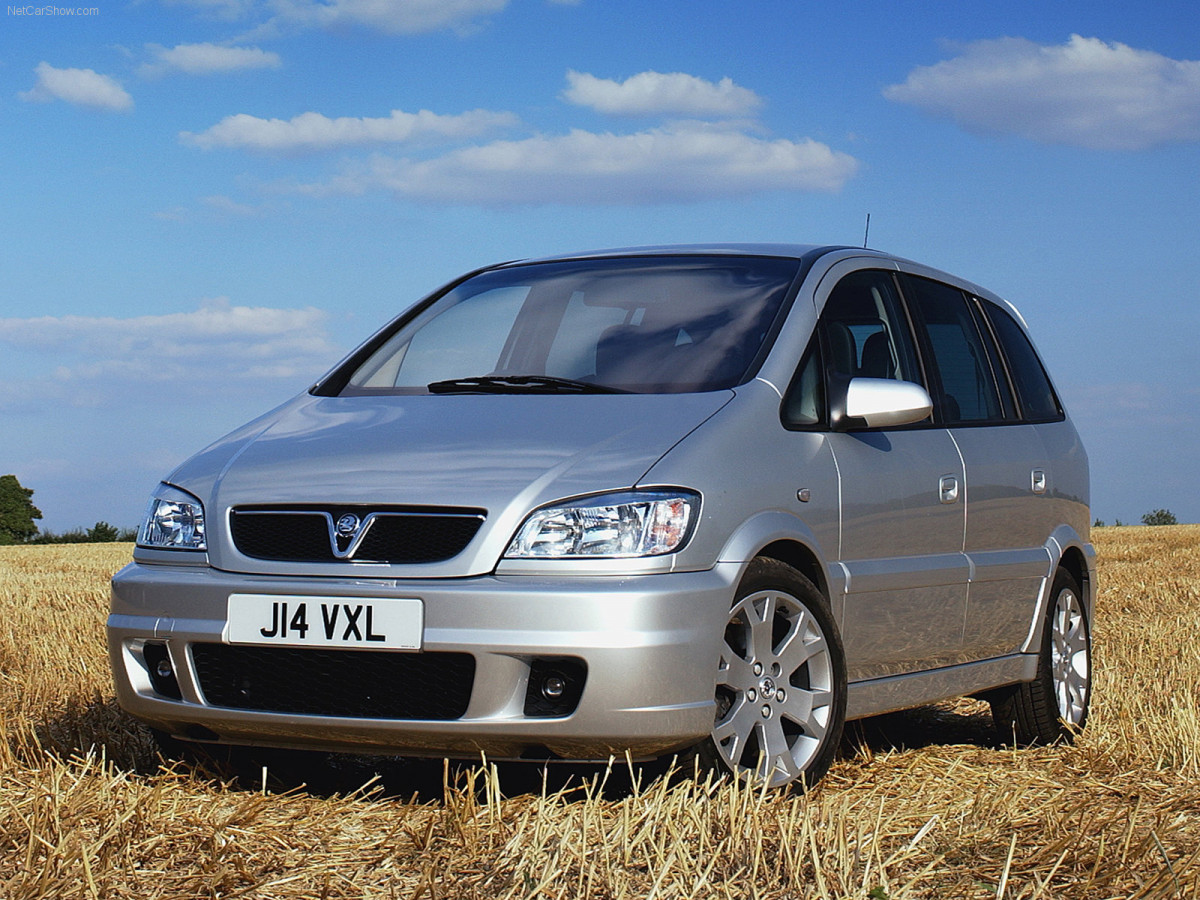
(226, 594, 423, 650)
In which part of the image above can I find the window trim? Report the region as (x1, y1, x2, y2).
(780, 264, 1068, 433)
(965, 295, 1018, 421)
(976, 298, 1066, 424)
(779, 339, 827, 430)
(781, 268, 934, 433)
(896, 273, 1012, 429)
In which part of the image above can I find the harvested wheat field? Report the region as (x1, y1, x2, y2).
(1, 527, 1198, 899)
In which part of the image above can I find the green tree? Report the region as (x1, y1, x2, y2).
(0, 474, 43, 544)
(87, 521, 120, 542)
(1141, 508, 1178, 526)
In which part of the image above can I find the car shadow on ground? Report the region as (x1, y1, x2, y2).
(249, 698, 1006, 801)
(841, 697, 1003, 757)
(145, 698, 1006, 802)
(164, 746, 681, 804)
(18, 692, 677, 802)
(25, 694, 1005, 804)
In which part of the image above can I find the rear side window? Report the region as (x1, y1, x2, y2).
(900, 275, 1005, 425)
(981, 301, 1064, 421)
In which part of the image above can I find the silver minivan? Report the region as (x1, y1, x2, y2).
(109, 244, 1094, 788)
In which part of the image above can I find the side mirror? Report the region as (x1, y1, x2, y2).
(839, 378, 933, 430)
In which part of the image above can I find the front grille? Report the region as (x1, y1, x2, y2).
(191, 644, 475, 720)
(229, 506, 485, 564)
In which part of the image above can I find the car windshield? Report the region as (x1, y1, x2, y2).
(341, 256, 801, 395)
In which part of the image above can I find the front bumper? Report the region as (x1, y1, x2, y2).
(109, 560, 740, 760)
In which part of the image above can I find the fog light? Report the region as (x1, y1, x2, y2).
(542, 675, 566, 700)
(142, 641, 182, 701)
(524, 658, 586, 718)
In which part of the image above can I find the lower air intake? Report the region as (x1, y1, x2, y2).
(190, 644, 475, 720)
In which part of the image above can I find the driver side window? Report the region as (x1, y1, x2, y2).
(782, 269, 925, 429)
(821, 270, 921, 384)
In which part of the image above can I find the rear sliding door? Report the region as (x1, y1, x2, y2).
(898, 274, 1056, 662)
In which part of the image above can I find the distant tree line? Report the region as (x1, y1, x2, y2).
(1, 474, 135, 544)
(24, 522, 139, 544)
(1139, 509, 1178, 526)
(1095, 509, 1179, 528)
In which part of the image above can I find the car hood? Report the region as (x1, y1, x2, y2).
(168, 391, 732, 576)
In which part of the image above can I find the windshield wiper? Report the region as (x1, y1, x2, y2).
(427, 375, 629, 395)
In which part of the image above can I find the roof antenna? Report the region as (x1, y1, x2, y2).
(863, 213, 871, 248)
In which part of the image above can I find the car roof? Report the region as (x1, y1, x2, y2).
(494, 243, 1025, 326)
(503, 243, 849, 266)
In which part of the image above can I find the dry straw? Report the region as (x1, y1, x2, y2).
(2, 530, 1198, 898)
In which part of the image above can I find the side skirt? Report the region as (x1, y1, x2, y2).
(846, 654, 1039, 721)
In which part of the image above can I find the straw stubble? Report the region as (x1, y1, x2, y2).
(1, 528, 1198, 898)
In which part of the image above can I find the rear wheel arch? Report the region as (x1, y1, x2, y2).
(990, 566, 1091, 744)
(1056, 544, 1092, 613)
(1023, 534, 1094, 653)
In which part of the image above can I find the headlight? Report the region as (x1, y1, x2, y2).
(505, 490, 699, 559)
(138, 484, 207, 551)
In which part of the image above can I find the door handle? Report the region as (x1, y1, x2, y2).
(939, 474, 959, 504)
(1031, 469, 1047, 494)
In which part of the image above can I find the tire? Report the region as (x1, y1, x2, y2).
(990, 568, 1091, 744)
(694, 558, 847, 789)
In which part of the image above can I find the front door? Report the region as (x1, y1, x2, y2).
(830, 429, 967, 680)
(809, 265, 968, 681)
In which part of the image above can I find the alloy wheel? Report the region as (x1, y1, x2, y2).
(1050, 587, 1090, 727)
(712, 587, 836, 787)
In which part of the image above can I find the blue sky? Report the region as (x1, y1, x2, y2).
(2, 0, 1199, 531)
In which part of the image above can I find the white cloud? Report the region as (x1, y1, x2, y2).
(1065, 380, 1198, 430)
(169, 0, 509, 35)
(19, 62, 133, 112)
(563, 70, 762, 117)
(154, 206, 190, 222)
(273, 0, 508, 33)
(158, 0, 258, 20)
(141, 42, 282, 76)
(152, 195, 271, 220)
(302, 123, 858, 205)
(182, 107, 519, 152)
(0, 300, 347, 528)
(884, 34, 1200, 150)
(0, 299, 340, 409)
(201, 194, 262, 216)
